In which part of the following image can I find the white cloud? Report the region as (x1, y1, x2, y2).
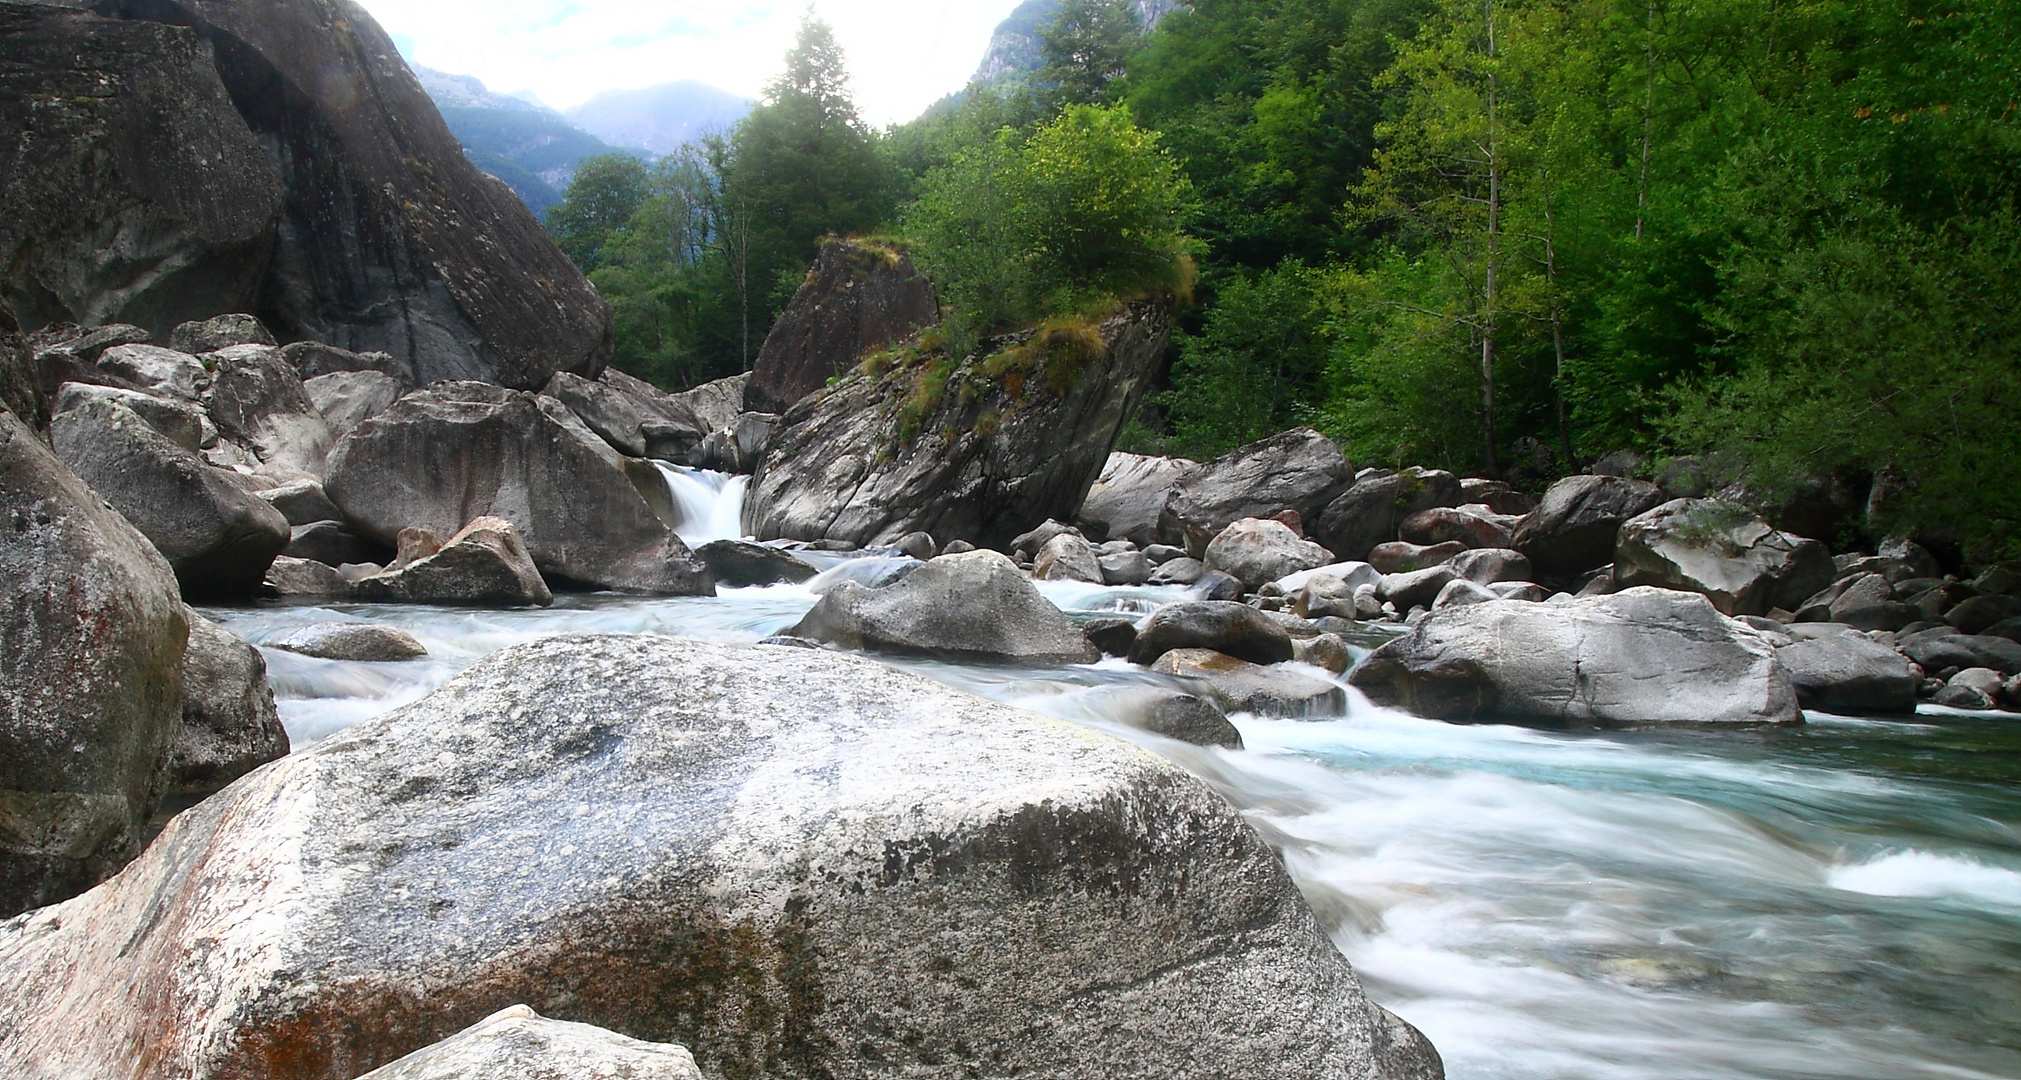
(353, 0, 1025, 127)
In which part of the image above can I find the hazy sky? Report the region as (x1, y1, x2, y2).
(354, 0, 1027, 127)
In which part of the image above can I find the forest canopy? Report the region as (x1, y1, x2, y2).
(540, 0, 2021, 558)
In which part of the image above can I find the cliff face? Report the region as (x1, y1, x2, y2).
(0, 0, 612, 390)
(745, 240, 939, 415)
(744, 299, 1171, 551)
(971, 0, 1183, 84)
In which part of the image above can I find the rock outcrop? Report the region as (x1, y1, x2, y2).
(354, 1006, 703, 1080)
(1159, 428, 1354, 556)
(0, 3, 279, 339)
(1076, 451, 1200, 546)
(0, 410, 187, 916)
(1350, 588, 1800, 726)
(541, 368, 704, 460)
(746, 239, 940, 414)
(1315, 468, 1466, 563)
(1, 300, 41, 425)
(324, 383, 710, 595)
(170, 611, 287, 797)
(792, 550, 1097, 665)
(52, 398, 290, 599)
(1615, 499, 1835, 616)
(0, 635, 1439, 1080)
(746, 301, 1170, 551)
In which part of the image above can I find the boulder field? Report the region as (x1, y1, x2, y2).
(0, 636, 1442, 1080)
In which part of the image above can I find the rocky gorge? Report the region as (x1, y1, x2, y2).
(4, 3, 2021, 1079)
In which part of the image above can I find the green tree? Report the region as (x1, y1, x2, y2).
(1161, 261, 1330, 457)
(546, 154, 652, 270)
(1036, 0, 1143, 111)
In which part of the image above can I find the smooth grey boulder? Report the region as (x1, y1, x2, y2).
(1433, 579, 1499, 610)
(654, 373, 747, 454)
(354, 1006, 701, 1080)
(1151, 649, 1348, 718)
(0, 4, 278, 340)
(1099, 549, 1155, 585)
(691, 411, 775, 475)
(1369, 540, 1468, 574)
(1775, 634, 1918, 715)
(0, 635, 1438, 1080)
(1274, 561, 1381, 596)
(1148, 556, 1208, 586)
(324, 383, 711, 596)
(1490, 582, 1551, 602)
(280, 341, 414, 389)
(1900, 630, 2021, 677)
(746, 301, 1170, 551)
(1615, 499, 1835, 616)
(1082, 616, 1138, 657)
(790, 551, 1097, 665)
(1128, 601, 1294, 667)
(271, 622, 428, 662)
(541, 368, 702, 459)
(1130, 690, 1243, 749)
(171, 611, 287, 797)
(1314, 467, 1465, 563)
(1380, 566, 1461, 611)
(1349, 587, 1801, 726)
(287, 521, 381, 567)
(1934, 670, 2002, 711)
(1011, 519, 1085, 559)
(305, 370, 403, 438)
(1399, 505, 1517, 551)
(263, 555, 353, 599)
(1448, 548, 1533, 586)
(1204, 517, 1333, 590)
(1033, 532, 1104, 583)
(353, 517, 553, 608)
(258, 478, 344, 526)
(170, 313, 273, 354)
(1949, 594, 2021, 635)
(1159, 428, 1353, 556)
(694, 539, 819, 588)
(1511, 475, 1667, 578)
(746, 239, 940, 414)
(1077, 451, 1201, 547)
(0, 410, 187, 916)
(1294, 632, 1354, 674)
(96, 344, 208, 401)
(52, 382, 208, 451)
(205, 344, 336, 481)
(52, 399, 290, 600)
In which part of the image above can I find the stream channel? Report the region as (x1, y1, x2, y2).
(199, 467, 2021, 1080)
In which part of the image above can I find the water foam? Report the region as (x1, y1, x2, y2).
(1830, 851, 2021, 908)
(655, 463, 747, 543)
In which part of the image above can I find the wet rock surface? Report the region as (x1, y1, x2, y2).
(791, 550, 1096, 665)
(171, 611, 287, 797)
(746, 239, 940, 414)
(271, 622, 429, 662)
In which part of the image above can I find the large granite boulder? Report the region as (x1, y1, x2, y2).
(0, 3, 279, 339)
(746, 301, 1170, 551)
(95, 343, 209, 400)
(1204, 517, 1332, 590)
(1349, 587, 1800, 726)
(1149, 649, 1348, 718)
(1076, 451, 1201, 546)
(0, 410, 187, 917)
(1314, 468, 1466, 563)
(355, 1006, 702, 1080)
(542, 368, 704, 459)
(352, 517, 554, 608)
(746, 239, 939, 414)
(1128, 601, 1295, 667)
(52, 398, 290, 599)
(171, 312, 274, 353)
(206, 344, 336, 480)
(0, 299, 40, 426)
(1775, 633, 1918, 715)
(323, 383, 711, 595)
(694, 539, 819, 588)
(281, 340, 415, 389)
(1615, 499, 1836, 616)
(170, 611, 288, 797)
(0, 635, 1440, 1080)
(305, 369, 403, 438)
(1511, 475, 1668, 578)
(1159, 428, 1354, 556)
(792, 550, 1097, 665)
(53, 382, 208, 451)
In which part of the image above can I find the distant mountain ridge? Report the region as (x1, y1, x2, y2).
(413, 65, 624, 216)
(566, 82, 753, 156)
(971, 0, 1183, 85)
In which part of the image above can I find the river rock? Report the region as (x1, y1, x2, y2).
(1275, 561, 1381, 595)
(746, 239, 939, 414)
(746, 301, 1171, 551)
(0, 4, 278, 340)
(1128, 601, 1294, 667)
(1899, 629, 2021, 677)
(1448, 547, 1533, 586)
(324, 383, 710, 595)
(1349, 587, 1801, 726)
(305, 370, 403, 438)
(1369, 540, 1468, 574)
(1774, 634, 1918, 715)
(694, 539, 819, 588)
(0, 635, 1436, 1080)
(1203, 517, 1332, 590)
(1082, 617, 1138, 657)
(1400, 505, 1516, 550)
(1033, 532, 1104, 583)
(280, 341, 414, 388)
(1948, 594, 2021, 636)
(791, 550, 1097, 665)
(1986, 618, 2021, 646)
(1159, 428, 1353, 556)
(1460, 478, 1535, 515)
(1011, 519, 1084, 559)
(0, 410, 187, 916)
(205, 344, 336, 481)
(1149, 556, 1207, 586)
(95, 344, 209, 401)
(1511, 475, 1667, 578)
(1293, 632, 1354, 674)
(263, 555, 352, 599)
(1380, 566, 1461, 611)
(1130, 690, 1243, 749)
(1150, 649, 1348, 718)
(171, 611, 287, 797)
(258, 478, 343, 526)
(1433, 579, 1500, 610)
(542, 369, 703, 459)
(171, 313, 274, 354)
(1615, 499, 1836, 616)
(1314, 467, 1466, 562)
(286, 521, 381, 567)
(1077, 451, 1201, 546)
(352, 517, 553, 608)
(355, 1006, 702, 1080)
(28, 322, 151, 364)
(52, 398, 290, 599)
(1934, 669, 2003, 710)
(1099, 549, 1155, 585)
(271, 622, 428, 662)
(53, 382, 208, 451)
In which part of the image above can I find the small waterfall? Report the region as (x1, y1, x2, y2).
(655, 463, 748, 544)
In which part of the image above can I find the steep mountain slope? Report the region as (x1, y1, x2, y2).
(971, 0, 1182, 84)
(414, 66, 625, 216)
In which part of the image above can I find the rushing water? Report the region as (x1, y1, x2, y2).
(198, 472, 2021, 1080)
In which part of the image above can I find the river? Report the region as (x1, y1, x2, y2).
(199, 468, 2021, 1080)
